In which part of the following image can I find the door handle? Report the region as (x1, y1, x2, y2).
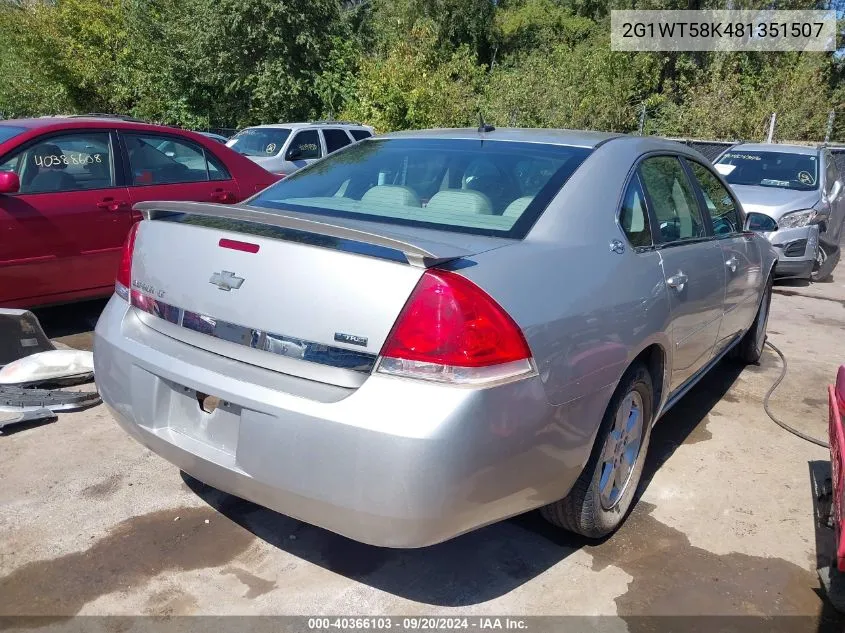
(211, 189, 236, 203)
(667, 272, 688, 292)
(96, 198, 129, 212)
(725, 256, 738, 273)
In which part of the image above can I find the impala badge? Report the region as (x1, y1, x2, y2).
(209, 270, 244, 291)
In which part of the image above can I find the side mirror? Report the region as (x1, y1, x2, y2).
(829, 181, 842, 202)
(744, 212, 777, 233)
(0, 171, 20, 194)
(286, 147, 303, 161)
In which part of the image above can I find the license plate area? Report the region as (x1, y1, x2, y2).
(165, 381, 241, 456)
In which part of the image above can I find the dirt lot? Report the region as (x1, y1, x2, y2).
(2, 269, 845, 628)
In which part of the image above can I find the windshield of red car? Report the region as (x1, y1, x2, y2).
(0, 125, 27, 145)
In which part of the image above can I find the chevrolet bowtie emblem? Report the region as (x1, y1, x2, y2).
(209, 270, 244, 291)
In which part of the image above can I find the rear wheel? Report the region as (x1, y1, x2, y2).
(737, 275, 772, 364)
(541, 363, 653, 538)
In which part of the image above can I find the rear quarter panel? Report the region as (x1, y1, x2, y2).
(755, 231, 779, 283)
(458, 138, 674, 410)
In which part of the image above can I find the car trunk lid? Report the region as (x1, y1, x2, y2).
(129, 201, 510, 388)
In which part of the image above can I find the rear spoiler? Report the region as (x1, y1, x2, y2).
(134, 201, 471, 268)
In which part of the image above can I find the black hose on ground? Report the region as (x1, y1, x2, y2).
(763, 339, 829, 449)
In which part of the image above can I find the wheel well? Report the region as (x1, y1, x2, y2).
(632, 344, 665, 412)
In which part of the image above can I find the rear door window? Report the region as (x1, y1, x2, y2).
(639, 156, 707, 243)
(0, 132, 114, 193)
(206, 153, 231, 181)
(249, 138, 592, 238)
(123, 133, 225, 185)
(619, 174, 652, 248)
(687, 161, 741, 235)
(323, 129, 352, 154)
(286, 130, 322, 160)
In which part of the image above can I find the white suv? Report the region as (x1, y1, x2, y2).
(226, 121, 375, 176)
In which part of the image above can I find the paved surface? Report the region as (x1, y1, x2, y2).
(2, 270, 845, 627)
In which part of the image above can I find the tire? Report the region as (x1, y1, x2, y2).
(737, 275, 772, 364)
(811, 241, 839, 283)
(541, 363, 653, 538)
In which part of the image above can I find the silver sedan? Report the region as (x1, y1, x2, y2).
(94, 128, 777, 547)
(715, 143, 844, 282)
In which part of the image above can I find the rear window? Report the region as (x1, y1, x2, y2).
(248, 138, 592, 238)
(0, 125, 26, 145)
(715, 150, 819, 191)
(226, 127, 291, 157)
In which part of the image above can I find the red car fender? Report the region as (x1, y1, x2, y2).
(830, 365, 845, 572)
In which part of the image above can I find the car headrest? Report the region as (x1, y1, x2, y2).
(502, 196, 533, 219)
(426, 189, 493, 215)
(361, 185, 421, 208)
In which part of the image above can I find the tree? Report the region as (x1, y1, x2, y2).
(0, 0, 130, 116)
(159, 0, 350, 127)
(343, 22, 485, 131)
(369, 0, 496, 63)
(484, 42, 661, 132)
(0, 4, 72, 118)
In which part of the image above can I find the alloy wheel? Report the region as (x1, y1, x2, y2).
(599, 391, 644, 510)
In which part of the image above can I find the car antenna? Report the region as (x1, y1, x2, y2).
(478, 112, 495, 134)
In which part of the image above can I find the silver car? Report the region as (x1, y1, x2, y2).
(94, 129, 777, 547)
(715, 143, 844, 281)
(226, 122, 375, 176)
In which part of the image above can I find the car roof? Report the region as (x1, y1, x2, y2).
(0, 116, 203, 136)
(243, 122, 370, 130)
(382, 127, 621, 148)
(0, 116, 145, 129)
(337, 128, 726, 162)
(727, 142, 820, 156)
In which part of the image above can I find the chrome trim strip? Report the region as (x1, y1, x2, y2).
(129, 290, 377, 373)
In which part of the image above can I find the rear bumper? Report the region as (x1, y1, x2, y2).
(764, 225, 819, 279)
(94, 296, 610, 547)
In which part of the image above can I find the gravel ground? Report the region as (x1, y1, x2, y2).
(1, 269, 845, 630)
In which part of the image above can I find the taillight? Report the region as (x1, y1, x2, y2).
(115, 222, 140, 300)
(377, 270, 535, 386)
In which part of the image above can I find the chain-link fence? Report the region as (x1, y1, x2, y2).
(202, 127, 238, 138)
(664, 138, 735, 162)
(829, 146, 845, 177)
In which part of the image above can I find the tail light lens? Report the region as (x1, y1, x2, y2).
(377, 270, 535, 386)
(115, 222, 140, 300)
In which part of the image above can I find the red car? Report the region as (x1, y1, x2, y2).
(0, 115, 280, 308)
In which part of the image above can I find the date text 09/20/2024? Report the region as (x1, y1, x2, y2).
(307, 618, 529, 630)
